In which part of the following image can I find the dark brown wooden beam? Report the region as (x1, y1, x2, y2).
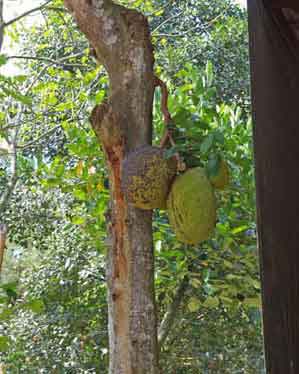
(265, 0, 299, 11)
(248, 1, 299, 373)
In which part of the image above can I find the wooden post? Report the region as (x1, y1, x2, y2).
(248, 1, 299, 372)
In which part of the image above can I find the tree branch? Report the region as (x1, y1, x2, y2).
(6, 52, 85, 68)
(3, 0, 53, 29)
(47, 6, 66, 12)
(151, 11, 183, 33)
(152, 7, 230, 38)
(148, 0, 174, 17)
(16, 124, 61, 149)
(158, 276, 189, 347)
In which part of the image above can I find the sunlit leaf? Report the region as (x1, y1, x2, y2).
(188, 297, 201, 312)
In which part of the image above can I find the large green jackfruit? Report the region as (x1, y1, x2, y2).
(122, 145, 177, 210)
(167, 167, 216, 244)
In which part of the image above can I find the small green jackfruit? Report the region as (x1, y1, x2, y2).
(122, 145, 177, 210)
(167, 167, 216, 244)
(209, 160, 230, 190)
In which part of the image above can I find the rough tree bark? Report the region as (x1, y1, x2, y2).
(63, 1, 159, 373)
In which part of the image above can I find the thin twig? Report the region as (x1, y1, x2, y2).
(16, 124, 61, 149)
(6, 53, 85, 68)
(154, 78, 176, 147)
(153, 7, 230, 38)
(154, 77, 172, 125)
(46, 7, 66, 12)
(152, 11, 183, 33)
(147, 0, 173, 17)
(155, 77, 186, 170)
(25, 64, 50, 94)
(0, 70, 46, 132)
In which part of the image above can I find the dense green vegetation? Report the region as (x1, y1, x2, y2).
(0, 0, 264, 372)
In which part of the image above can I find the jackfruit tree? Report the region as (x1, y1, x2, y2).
(61, 1, 238, 372)
(64, 1, 161, 372)
(63, 0, 224, 371)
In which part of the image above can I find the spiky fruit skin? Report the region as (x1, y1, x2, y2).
(167, 167, 216, 244)
(122, 145, 177, 210)
(209, 160, 230, 190)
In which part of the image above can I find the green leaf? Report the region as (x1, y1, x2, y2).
(205, 61, 214, 87)
(54, 164, 65, 178)
(200, 134, 214, 154)
(213, 130, 225, 144)
(190, 278, 202, 288)
(203, 296, 219, 309)
(0, 336, 9, 352)
(14, 75, 28, 83)
(1, 282, 17, 300)
(206, 155, 221, 178)
(24, 299, 45, 314)
(2, 87, 32, 106)
(180, 83, 194, 92)
(56, 101, 73, 111)
(220, 295, 234, 306)
(95, 90, 105, 104)
(0, 308, 13, 321)
(0, 55, 8, 66)
(47, 93, 58, 105)
(73, 189, 87, 201)
(72, 216, 85, 225)
(231, 225, 248, 235)
(188, 297, 201, 312)
(244, 297, 261, 309)
(251, 279, 261, 290)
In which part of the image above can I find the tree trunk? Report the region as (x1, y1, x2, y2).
(63, 1, 159, 373)
(248, 1, 299, 372)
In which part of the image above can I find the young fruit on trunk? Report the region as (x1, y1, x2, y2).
(122, 145, 177, 210)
